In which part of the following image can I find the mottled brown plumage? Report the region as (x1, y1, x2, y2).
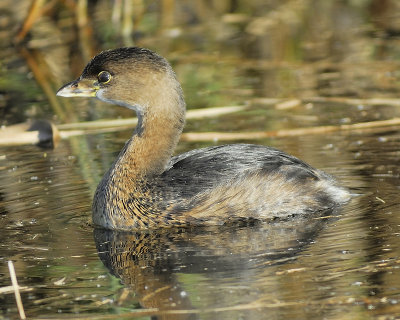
(57, 47, 350, 230)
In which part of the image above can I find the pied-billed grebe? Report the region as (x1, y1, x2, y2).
(57, 47, 350, 230)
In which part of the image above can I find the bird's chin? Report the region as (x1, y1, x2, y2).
(95, 90, 142, 112)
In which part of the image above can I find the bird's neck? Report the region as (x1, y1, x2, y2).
(112, 98, 185, 179)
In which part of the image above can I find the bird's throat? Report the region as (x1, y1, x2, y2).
(111, 106, 185, 179)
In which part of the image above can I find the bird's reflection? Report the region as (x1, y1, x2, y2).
(94, 213, 336, 319)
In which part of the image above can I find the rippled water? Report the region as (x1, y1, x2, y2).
(2, 0, 400, 319)
(2, 110, 400, 319)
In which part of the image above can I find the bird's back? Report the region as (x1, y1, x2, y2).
(153, 144, 349, 225)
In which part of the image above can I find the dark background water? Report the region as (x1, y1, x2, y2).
(1, 0, 400, 319)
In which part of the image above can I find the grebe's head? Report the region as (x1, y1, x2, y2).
(57, 47, 185, 114)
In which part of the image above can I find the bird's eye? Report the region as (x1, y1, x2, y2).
(97, 71, 112, 84)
